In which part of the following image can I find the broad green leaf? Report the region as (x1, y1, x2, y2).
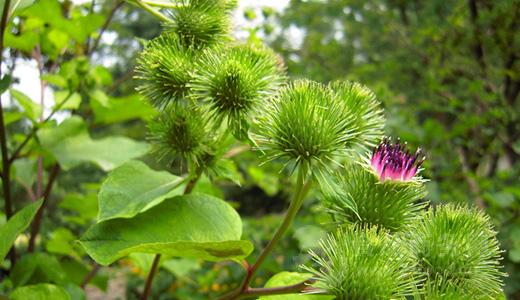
(11, 283, 70, 300)
(91, 93, 156, 124)
(10, 253, 65, 287)
(79, 193, 253, 265)
(10, 89, 42, 122)
(37, 116, 149, 171)
(97, 160, 185, 222)
(259, 272, 333, 300)
(0, 200, 42, 261)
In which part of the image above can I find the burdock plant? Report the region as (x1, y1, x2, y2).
(190, 44, 285, 139)
(407, 205, 505, 298)
(324, 138, 427, 231)
(303, 226, 421, 300)
(89, 2, 507, 300)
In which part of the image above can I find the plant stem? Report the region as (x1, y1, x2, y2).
(8, 91, 74, 164)
(0, 0, 15, 267)
(127, 0, 172, 23)
(140, 172, 202, 300)
(28, 163, 60, 252)
(140, 254, 161, 300)
(216, 168, 312, 300)
(87, 0, 124, 57)
(238, 279, 315, 299)
(142, 0, 183, 9)
(81, 263, 100, 288)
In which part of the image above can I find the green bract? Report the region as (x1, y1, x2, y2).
(255, 80, 357, 179)
(166, 0, 235, 49)
(406, 205, 505, 298)
(303, 226, 420, 299)
(330, 81, 385, 150)
(135, 33, 195, 108)
(191, 44, 285, 139)
(147, 103, 214, 166)
(323, 163, 427, 231)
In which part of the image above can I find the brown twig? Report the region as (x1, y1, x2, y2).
(140, 254, 161, 300)
(81, 263, 101, 288)
(0, 0, 15, 267)
(88, 0, 124, 57)
(28, 164, 60, 252)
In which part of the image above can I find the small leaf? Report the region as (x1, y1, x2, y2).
(79, 193, 253, 265)
(0, 74, 12, 94)
(37, 116, 149, 171)
(53, 91, 81, 110)
(97, 160, 185, 222)
(9, 88, 42, 122)
(0, 199, 42, 261)
(11, 284, 70, 300)
(259, 272, 333, 300)
(90, 93, 156, 124)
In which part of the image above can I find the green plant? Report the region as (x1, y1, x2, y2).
(0, 1, 508, 300)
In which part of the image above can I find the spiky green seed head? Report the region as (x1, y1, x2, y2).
(166, 0, 235, 50)
(190, 43, 285, 139)
(323, 162, 427, 232)
(254, 79, 357, 180)
(303, 226, 420, 300)
(147, 103, 214, 166)
(329, 80, 385, 150)
(135, 33, 196, 109)
(406, 205, 505, 298)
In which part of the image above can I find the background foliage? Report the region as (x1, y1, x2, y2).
(0, 0, 518, 299)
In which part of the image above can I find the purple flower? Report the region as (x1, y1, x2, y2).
(371, 138, 424, 182)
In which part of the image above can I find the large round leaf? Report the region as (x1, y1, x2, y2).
(79, 193, 253, 265)
(37, 116, 149, 171)
(97, 160, 185, 222)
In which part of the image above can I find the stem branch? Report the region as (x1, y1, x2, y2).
(127, 0, 172, 23)
(28, 163, 60, 252)
(140, 172, 202, 300)
(216, 168, 312, 300)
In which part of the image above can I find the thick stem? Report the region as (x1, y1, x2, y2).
(28, 164, 60, 252)
(217, 168, 312, 300)
(140, 172, 202, 300)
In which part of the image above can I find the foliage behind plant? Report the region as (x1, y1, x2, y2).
(0, 0, 512, 299)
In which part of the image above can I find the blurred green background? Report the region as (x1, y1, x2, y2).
(1, 0, 518, 299)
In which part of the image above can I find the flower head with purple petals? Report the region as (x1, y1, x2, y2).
(370, 138, 424, 182)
